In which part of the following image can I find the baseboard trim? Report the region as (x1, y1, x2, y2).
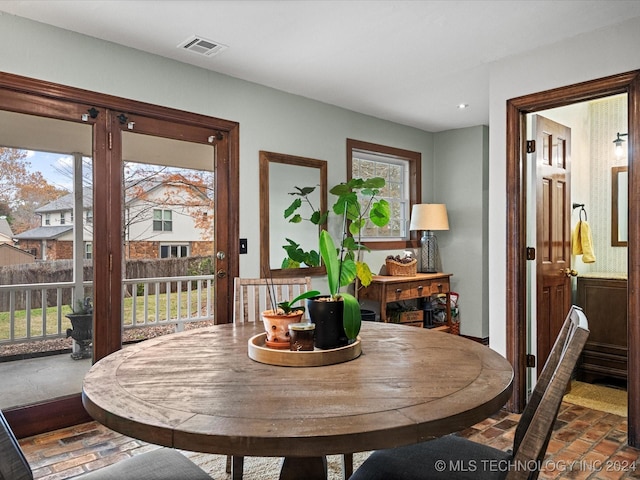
(461, 334, 489, 346)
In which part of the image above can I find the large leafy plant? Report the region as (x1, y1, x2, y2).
(284, 177, 390, 339)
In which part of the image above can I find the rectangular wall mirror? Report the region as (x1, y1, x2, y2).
(259, 151, 327, 278)
(611, 165, 628, 246)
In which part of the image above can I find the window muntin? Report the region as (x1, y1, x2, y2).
(153, 209, 173, 232)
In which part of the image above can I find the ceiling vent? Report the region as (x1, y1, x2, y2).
(178, 35, 228, 57)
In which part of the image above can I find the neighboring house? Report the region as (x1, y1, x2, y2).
(0, 216, 13, 245)
(0, 242, 35, 266)
(14, 178, 213, 261)
(13, 187, 92, 261)
(124, 177, 213, 259)
(0, 215, 35, 265)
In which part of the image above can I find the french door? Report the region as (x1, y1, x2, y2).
(0, 72, 239, 437)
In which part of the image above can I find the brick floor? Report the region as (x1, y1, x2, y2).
(19, 402, 640, 480)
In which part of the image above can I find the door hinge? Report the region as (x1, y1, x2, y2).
(108, 131, 113, 150)
(526, 140, 536, 153)
(526, 247, 535, 260)
(526, 354, 536, 368)
(109, 253, 113, 272)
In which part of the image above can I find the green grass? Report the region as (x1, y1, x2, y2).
(0, 290, 211, 341)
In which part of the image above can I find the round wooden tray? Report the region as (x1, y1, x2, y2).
(248, 333, 362, 367)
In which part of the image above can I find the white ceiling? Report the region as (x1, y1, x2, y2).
(2, 0, 640, 132)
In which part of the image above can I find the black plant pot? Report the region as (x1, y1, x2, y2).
(65, 313, 93, 360)
(307, 296, 348, 350)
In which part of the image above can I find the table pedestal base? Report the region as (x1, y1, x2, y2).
(280, 456, 327, 480)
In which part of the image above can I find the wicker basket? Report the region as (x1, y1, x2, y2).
(385, 258, 417, 276)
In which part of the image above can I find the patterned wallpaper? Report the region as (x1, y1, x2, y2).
(583, 95, 628, 275)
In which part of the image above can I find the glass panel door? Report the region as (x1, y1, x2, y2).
(120, 125, 216, 343)
(0, 110, 94, 410)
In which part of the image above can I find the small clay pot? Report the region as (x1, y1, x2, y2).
(261, 309, 305, 349)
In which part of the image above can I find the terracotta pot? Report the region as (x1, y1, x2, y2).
(307, 296, 348, 350)
(261, 309, 305, 349)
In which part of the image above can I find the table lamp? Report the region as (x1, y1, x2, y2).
(409, 204, 449, 273)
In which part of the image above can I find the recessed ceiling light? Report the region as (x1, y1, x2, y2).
(457, 103, 469, 110)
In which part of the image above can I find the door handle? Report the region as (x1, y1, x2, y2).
(216, 269, 227, 279)
(563, 268, 578, 277)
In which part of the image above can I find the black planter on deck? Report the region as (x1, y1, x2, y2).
(66, 314, 93, 360)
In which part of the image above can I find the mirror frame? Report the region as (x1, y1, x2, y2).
(259, 151, 327, 278)
(612, 165, 628, 246)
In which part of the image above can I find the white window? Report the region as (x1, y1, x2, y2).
(347, 139, 421, 248)
(86, 210, 93, 224)
(351, 150, 409, 240)
(45, 213, 50, 225)
(160, 244, 188, 258)
(153, 209, 173, 232)
(85, 242, 93, 260)
(60, 212, 65, 225)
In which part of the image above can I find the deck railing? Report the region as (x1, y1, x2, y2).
(0, 275, 215, 345)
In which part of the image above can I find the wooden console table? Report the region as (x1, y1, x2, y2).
(359, 273, 453, 332)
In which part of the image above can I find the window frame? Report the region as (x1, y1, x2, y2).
(160, 244, 189, 258)
(347, 138, 421, 250)
(153, 208, 173, 232)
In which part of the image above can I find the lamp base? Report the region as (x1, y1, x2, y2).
(420, 230, 442, 273)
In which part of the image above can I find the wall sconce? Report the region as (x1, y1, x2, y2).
(613, 132, 628, 158)
(409, 204, 449, 273)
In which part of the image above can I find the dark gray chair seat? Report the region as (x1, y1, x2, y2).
(351, 305, 589, 480)
(351, 434, 512, 480)
(0, 410, 212, 480)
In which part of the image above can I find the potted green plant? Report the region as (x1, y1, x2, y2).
(284, 177, 390, 348)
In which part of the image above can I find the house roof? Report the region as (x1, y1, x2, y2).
(0, 242, 34, 257)
(35, 188, 93, 214)
(0, 217, 13, 239)
(13, 225, 73, 240)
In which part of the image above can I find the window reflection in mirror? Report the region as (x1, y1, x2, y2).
(259, 151, 327, 278)
(611, 165, 628, 246)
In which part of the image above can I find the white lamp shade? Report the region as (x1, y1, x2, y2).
(409, 204, 449, 231)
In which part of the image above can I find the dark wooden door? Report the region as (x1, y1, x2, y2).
(535, 115, 572, 376)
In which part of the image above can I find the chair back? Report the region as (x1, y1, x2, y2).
(0, 410, 33, 480)
(508, 305, 589, 480)
(233, 277, 312, 324)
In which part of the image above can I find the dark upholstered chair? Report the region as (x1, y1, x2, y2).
(350, 305, 589, 480)
(0, 410, 212, 480)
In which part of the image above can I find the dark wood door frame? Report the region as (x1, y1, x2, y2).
(506, 70, 640, 447)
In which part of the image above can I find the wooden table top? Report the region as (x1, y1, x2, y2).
(82, 322, 513, 458)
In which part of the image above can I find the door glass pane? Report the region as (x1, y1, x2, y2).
(0, 111, 93, 410)
(121, 131, 215, 342)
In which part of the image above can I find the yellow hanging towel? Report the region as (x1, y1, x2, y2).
(572, 220, 596, 263)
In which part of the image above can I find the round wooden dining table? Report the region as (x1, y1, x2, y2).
(82, 321, 513, 479)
